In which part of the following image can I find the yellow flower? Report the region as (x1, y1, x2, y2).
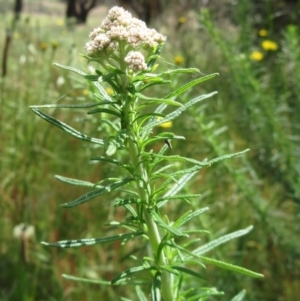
(105, 87, 114, 95)
(258, 29, 268, 37)
(39, 42, 48, 51)
(261, 40, 278, 51)
(250, 51, 264, 61)
(14, 32, 20, 39)
(157, 117, 173, 128)
(174, 55, 185, 65)
(56, 19, 64, 26)
(51, 41, 59, 50)
(178, 16, 187, 24)
(82, 89, 89, 96)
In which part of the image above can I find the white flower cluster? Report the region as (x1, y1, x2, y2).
(85, 6, 166, 56)
(124, 51, 147, 72)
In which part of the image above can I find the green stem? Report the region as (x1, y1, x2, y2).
(127, 138, 173, 301)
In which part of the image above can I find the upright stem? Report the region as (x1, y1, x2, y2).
(127, 138, 173, 301)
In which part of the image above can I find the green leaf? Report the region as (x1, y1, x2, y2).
(62, 274, 111, 285)
(157, 172, 198, 208)
(136, 93, 183, 108)
(31, 108, 104, 145)
(172, 266, 207, 280)
(156, 194, 201, 205)
(158, 67, 201, 76)
(142, 133, 185, 148)
(173, 207, 209, 229)
(30, 102, 108, 109)
(143, 91, 218, 132)
(60, 178, 133, 207)
(151, 272, 161, 301)
(87, 108, 121, 118)
(53, 63, 111, 101)
(114, 198, 141, 207)
(111, 265, 156, 284)
(199, 256, 264, 278)
(136, 286, 148, 301)
(55, 175, 96, 188)
(193, 226, 254, 256)
(90, 156, 129, 170)
(148, 209, 187, 237)
(230, 290, 246, 301)
(42, 231, 143, 248)
(207, 149, 250, 164)
(163, 73, 219, 99)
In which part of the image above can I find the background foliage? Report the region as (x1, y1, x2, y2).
(1, 0, 299, 300)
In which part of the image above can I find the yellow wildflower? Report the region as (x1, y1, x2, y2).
(51, 41, 59, 50)
(258, 29, 268, 37)
(56, 19, 64, 26)
(14, 32, 20, 39)
(174, 55, 185, 65)
(39, 42, 48, 51)
(178, 16, 187, 24)
(261, 40, 278, 51)
(157, 117, 173, 129)
(82, 89, 89, 96)
(105, 87, 114, 95)
(250, 51, 264, 61)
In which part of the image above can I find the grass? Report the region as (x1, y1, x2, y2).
(1, 1, 300, 301)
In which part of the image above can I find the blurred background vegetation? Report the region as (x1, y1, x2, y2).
(1, 0, 300, 300)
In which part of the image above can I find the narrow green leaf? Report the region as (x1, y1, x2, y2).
(111, 265, 156, 284)
(136, 286, 148, 301)
(55, 175, 96, 188)
(173, 207, 209, 229)
(207, 149, 250, 164)
(87, 108, 121, 118)
(172, 266, 207, 280)
(158, 68, 201, 76)
(160, 265, 180, 276)
(230, 290, 246, 301)
(151, 272, 161, 301)
(163, 73, 219, 99)
(156, 194, 201, 205)
(199, 256, 264, 278)
(143, 91, 218, 132)
(157, 172, 198, 208)
(148, 209, 187, 237)
(54, 63, 87, 76)
(62, 274, 111, 285)
(42, 231, 143, 248)
(30, 102, 106, 109)
(90, 156, 129, 170)
(193, 226, 254, 256)
(31, 108, 104, 145)
(136, 93, 183, 107)
(114, 198, 141, 207)
(53, 63, 111, 101)
(60, 178, 133, 207)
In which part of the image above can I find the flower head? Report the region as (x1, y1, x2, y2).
(258, 29, 268, 37)
(250, 51, 264, 61)
(124, 51, 147, 72)
(261, 40, 278, 51)
(85, 6, 166, 57)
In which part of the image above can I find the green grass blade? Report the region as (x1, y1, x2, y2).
(62, 274, 111, 285)
(111, 266, 156, 284)
(172, 266, 207, 280)
(173, 207, 209, 229)
(151, 272, 162, 301)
